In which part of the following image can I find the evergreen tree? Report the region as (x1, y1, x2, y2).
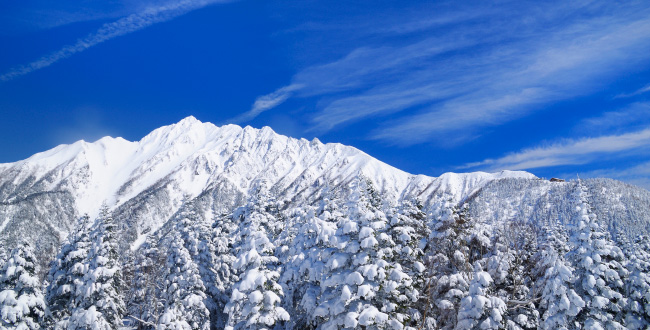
(455, 266, 506, 330)
(536, 225, 584, 330)
(175, 196, 221, 327)
(313, 177, 392, 329)
(567, 181, 628, 330)
(68, 208, 126, 329)
(381, 199, 428, 330)
(224, 197, 289, 330)
(0, 242, 46, 329)
(622, 235, 650, 329)
(127, 237, 166, 329)
(158, 232, 210, 330)
(489, 221, 540, 330)
(46, 215, 92, 329)
(281, 205, 324, 329)
(424, 200, 473, 329)
(211, 211, 240, 328)
(282, 185, 342, 329)
(0, 242, 7, 271)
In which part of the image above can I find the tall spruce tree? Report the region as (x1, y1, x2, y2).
(211, 211, 240, 328)
(224, 196, 289, 330)
(280, 205, 324, 328)
(0, 242, 45, 329)
(489, 220, 540, 330)
(46, 215, 92, 329)
(536, 224, 584, 330)
(127, 236, 166, 329)
(158, 232, 210, 330)
(455, 266, 506, 330)
(380, 199, 428, 330)
(314, 177, 424, 329)
(68, 207, 126, 329)
(567, 181, 628, 330)
(622, 235, 650, 329)
(175, 196, 221, 328)
(424, 200, 473, 329)
(283, 186, 342, 329)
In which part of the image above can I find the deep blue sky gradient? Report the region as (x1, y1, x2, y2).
(1, 0, 650, 189)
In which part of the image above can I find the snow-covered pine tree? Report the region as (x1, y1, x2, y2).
(211, 211, 240, 328)
(0, 242, 7, 272)
(424, 199, 473, 330)
(68, 207, 126, 330)
(380, 199, 429, 330)
(158, 232, 210, 330)
(311, 199, 358, 328)
(280, 205, 323, 329)
(536, 224, 584, 330)
(440, 199, 505, 330)
(127, 236, 166, 329)
(282, 185, 342, 329)
(622, 235, 650, 329)
(175, 195, 221, 327)
(567, 181, 628, 330)
(316, 177, 417, 329)
(46, 215, 92, 329)
(0, 241, 46, 329)
(489, 220, 540, 330)
(224, 195, 289, 330)
(455, 266, 506, 330)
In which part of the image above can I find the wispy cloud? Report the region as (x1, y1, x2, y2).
(615, 84, 650, 98)
(560, 161, 650, 191)
(238, 1, 650, 145)
(0, 0, 230, 82)
(460, 128, 650, 172)
(369, 14, 650, 145)
(371, 88, 552, 145)
(577, 102, 650, 134)
(226, 84, 302, 124)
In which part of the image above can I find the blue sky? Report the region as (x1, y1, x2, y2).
(2, 0, 650, 189)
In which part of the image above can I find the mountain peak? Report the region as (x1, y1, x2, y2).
(178, 115, 200, 125)
(166, 115, 214, 133)
(171, 115, 209, 132)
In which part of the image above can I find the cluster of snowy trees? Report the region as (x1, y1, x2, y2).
(0, 178, 649, 329)
(421, 181, 650, 329)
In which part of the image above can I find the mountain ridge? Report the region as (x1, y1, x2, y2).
(0, 116, 533, 221)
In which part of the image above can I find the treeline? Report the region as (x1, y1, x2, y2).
(0, 179, 649, 329)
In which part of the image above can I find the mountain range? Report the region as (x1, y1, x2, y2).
(0, 116, 542, 255)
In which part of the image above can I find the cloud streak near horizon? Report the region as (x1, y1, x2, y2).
(0, 0, 229, 82)
(460, 128, 650, 172)
(562, 161, 650, 190)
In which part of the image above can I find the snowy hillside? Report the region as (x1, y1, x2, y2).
(0, 117, 649, 329)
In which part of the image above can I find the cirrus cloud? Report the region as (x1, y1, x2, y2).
(460, 128, 650, 172)
(0, 0, 232, 82)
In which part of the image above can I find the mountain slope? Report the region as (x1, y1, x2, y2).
(0, 116, 534, 254)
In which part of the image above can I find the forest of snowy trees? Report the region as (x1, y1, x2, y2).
(0, 178, 649, 329)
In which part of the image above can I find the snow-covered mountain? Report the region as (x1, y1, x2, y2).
(1, 116, 649, 329)
(0, 116, 533, 252)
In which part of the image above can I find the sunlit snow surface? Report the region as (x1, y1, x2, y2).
(0, 116, 534, 232)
